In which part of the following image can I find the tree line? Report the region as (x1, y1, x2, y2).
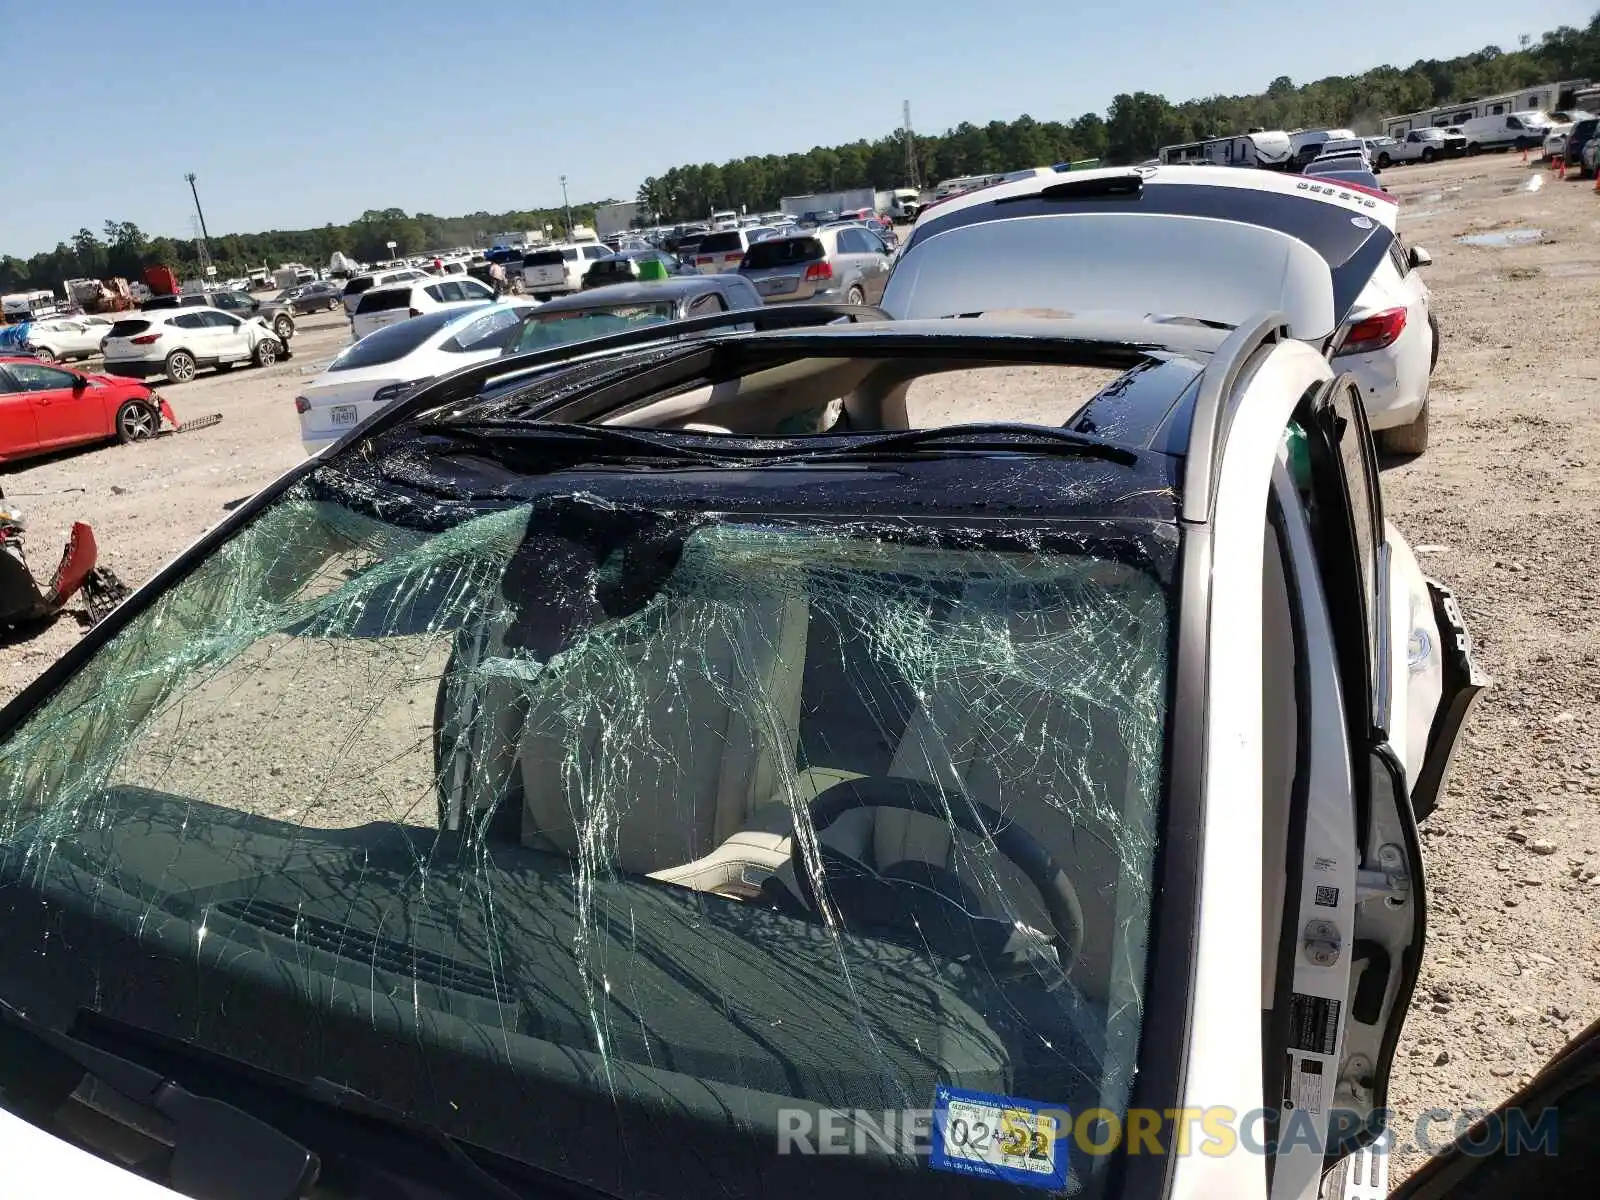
(5, 14, 1599, 295)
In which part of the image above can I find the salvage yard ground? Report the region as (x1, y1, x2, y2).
(2, 154, 1598, 1181)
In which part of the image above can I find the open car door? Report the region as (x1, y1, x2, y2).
(1387, 1015, 1600, 1199)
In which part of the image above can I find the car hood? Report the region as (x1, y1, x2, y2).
(888, 166, 1398, 342)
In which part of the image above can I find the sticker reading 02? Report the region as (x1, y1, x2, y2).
(929, 1085, 1070, 1191)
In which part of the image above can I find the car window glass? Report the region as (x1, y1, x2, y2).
(440, 307, 524, 354)
(6, 362, 77, 392)
(687, 293, 724, 316)
(207, 312, 243, 329)
(172, 313, 208, 330)
(0, 368, 17, 394)
(461, 280, 494, 301)
(424, 284, 451, 303)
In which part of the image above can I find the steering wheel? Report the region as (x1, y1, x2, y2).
(786, 776, 1085, 974)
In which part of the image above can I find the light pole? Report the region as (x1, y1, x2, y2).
(184, 172, 213, 275)
(560, 174, 573, 238)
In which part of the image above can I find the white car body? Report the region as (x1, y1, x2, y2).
(1334, 238, 1435, 443)
(340, 267, 431, 317)
(520, 243, 614, 297)
(0, 297, 1487, 1200)
(1312, 137, 1373, 169)
(1541, 112, 1590, 158)
(100, 307, 284, 383)
(887, 162, 1438, 452)
(297, 301, 536, 454)
(348, 276, 497, 342)
(709, 210, 740, 230)
(22, 315, 114, 362)
(1455, 110, 1550, 152)
(1382, 128, 1451, 164)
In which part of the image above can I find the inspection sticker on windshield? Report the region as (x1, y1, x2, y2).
(929, 1085, 1069, 1190)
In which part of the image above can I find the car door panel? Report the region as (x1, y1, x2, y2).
(1289, 377, 1438, 1174)
(8, 362, 96, 447)
(0, 369, 39, 457)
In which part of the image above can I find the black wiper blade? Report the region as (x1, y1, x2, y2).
(788, 422, 1138, 466)
(0, 1000, 318, 1200)
(416, 420, 725, 463)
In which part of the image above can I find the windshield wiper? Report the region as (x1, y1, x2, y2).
(415, 420, 727, 464)
(0, 999, 318, 1200)
(786, 422, 1138, 466)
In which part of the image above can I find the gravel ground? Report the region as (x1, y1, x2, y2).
(2, 156, 1599, 1181)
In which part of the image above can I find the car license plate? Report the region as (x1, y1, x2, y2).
(761, 276, 798, 295)
(331, 404, 358, 427)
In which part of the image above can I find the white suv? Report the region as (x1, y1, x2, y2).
(100, 307, 284, 384)
(340, 267, 431, 316)
(349, 277, 497, 342)
(520, 243, 613, 298)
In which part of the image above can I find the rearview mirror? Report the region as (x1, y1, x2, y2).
(1409, 247, 1433, 268)
(71, 375, 87, 392)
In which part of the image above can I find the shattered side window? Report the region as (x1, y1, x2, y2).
(0, 484, 1174, 1200)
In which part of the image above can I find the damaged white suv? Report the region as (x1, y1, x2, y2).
(0, 256, 1485, 1197)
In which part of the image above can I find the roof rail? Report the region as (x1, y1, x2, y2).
(361, 303, 890, 444)
(1179, 311, 1290, 524)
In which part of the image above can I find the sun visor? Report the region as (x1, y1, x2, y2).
(885, 211, 1369, 341)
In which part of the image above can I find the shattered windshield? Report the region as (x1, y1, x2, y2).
(0, 478, 1174, 1199)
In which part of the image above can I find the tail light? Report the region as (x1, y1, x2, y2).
(696, 255, 713, 264)
(130, 333, 162, 345)
(1337, 307, 1408, 355)
(294, 396, 312, 414)
(803, 260, 833, 282)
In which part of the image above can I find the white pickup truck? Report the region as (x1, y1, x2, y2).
(1379, 127, 1466, 165)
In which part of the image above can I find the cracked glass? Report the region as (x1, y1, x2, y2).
(0, 476, 1175, 1199)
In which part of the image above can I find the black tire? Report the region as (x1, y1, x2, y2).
(1466, 143, 1481, 156)
(845, 285, 866, 305)
(1377, 152, 1392, 168)
(273, 315, 294, 342)
(1379, 402, 1429, 457)
(115, 399, 159, 444)
(163, 350, 197, 384)
(1428, 314, 1440, 374)
(1420, 147, 1436, 163)
(253, 337, 280, 367)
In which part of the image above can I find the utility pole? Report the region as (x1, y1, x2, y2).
(184, 172, 213, 275)
(902, 100, 921, 189)
(560, 175, 573, 238)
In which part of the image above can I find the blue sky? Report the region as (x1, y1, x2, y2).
(3, 0, 1591, 256)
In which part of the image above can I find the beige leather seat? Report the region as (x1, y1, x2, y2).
(516, 552, 811, 886)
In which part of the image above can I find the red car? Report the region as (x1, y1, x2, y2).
(0, 356, 176, 463)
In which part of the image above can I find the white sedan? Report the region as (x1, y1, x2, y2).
(296, 300, 537, 455)
(23, 316, 116, 363)
(1331, 231, 1438, 455)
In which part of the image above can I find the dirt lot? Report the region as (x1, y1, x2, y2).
(2, 155, 1599, 1180)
